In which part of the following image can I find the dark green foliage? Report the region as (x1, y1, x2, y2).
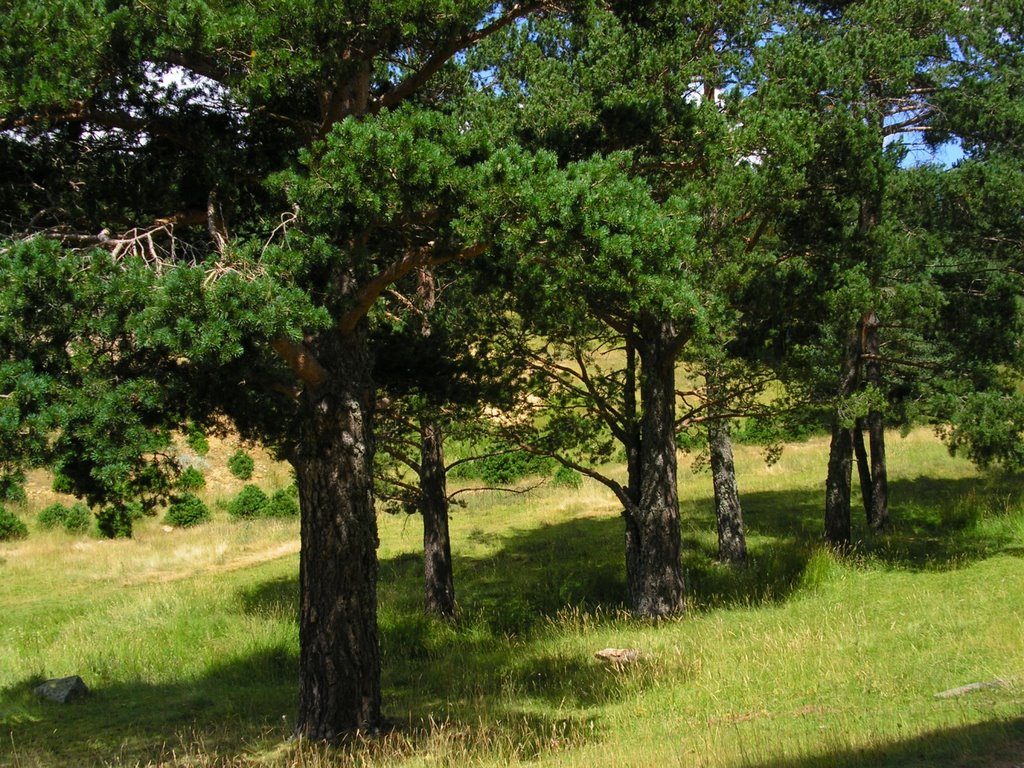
(96, 505, 134, 539)
(184, 425, 210, 457)
(227, 485, 270, 520)
(63, 503, 92, 533)
(37, 501, 91, 533)
(551, 465, 583, 489)
(226, 450, 255, 481)
(164, 493, 211, 528)
(0, 506, 28, 541)
(266, 487, 299, 519)
(462, 448, 555, 485)
(176, 466, 206, 492)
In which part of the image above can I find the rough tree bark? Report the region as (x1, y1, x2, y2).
(708, 417, 747, 565)
(824, 328, 861, 550)
(293, 324, 382, 740)
(419, 420, 456, 618)
(625, 317, 686, 617)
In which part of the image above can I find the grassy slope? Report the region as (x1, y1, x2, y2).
(1, 429, 1023, 767)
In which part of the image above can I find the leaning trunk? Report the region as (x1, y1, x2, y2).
(627, 319, 685, 618)
(853, 417, 873, 521)
(294, 326, 382, 740)
(420, 420, 455, 618)
(708, 417, 746, 565)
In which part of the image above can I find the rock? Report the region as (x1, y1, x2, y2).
(34, 675, 89, 703)
(934, 680, 1008, 699)
(594, 647, 641, 668)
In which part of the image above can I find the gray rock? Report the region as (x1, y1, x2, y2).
(34, 675, 89, 703)
(934, 679, 1008, 699)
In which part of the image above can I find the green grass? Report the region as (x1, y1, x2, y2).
(2, 429, 1024, 766)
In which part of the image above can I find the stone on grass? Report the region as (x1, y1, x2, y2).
(594, 648, 641, 668)
(34, 675, 89, 703)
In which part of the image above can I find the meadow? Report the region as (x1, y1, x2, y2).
(1, 429, 1023, 767)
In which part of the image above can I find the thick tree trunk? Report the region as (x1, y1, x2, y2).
(824, 421, 853, 550)
(708, 418, 747, 565)
(626, 319, 685, 618)
(419, 420, 455, 618)
(293, 326, 382, 740)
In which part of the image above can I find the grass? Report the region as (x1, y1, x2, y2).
(2, 428, 1024, 766)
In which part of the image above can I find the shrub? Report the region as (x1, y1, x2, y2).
(551, 465, 583, 489)
(37, 502, 71, 530)
(266, 487, 300, 518)
(38, 502, 92, 533)
(63, 503, 92, 533)
(176, 466, 206, 491)
(96, 505, 133, 538)
(184, 424, 210, 456)
(477, 449, 554, 485)
(0, 506, 29, 541)
(164, 493, 211, 528)
(227, 484, 269, 520)
(227, 449, 255, 480)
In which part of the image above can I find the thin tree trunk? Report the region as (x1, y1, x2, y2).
(709, 417, 746, 565)
(622, 336, 644, 608)
(420, 420, 455, 618)
(627, 318, 685, 618)
(853, 417, 873, 522)
(294, 325, 382, 740)
(862, 311, 889, 530)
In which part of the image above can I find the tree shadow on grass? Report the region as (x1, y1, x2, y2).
(742, 716, 1024, 768)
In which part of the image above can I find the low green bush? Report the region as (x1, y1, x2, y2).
(227, 449, 255, 480)
(227, 484, 269, 520)
(164, 493, 211, 528)
(0, 506, 28, 541)
(39, 502, 93, 533)
(96, 505, 133, 538)
(184, 423, 210, 456)
(176, 466, 206, 491)
(551, 465, 583, 488)
(266, 487, 300, 518)
(63, 503, 92, 533)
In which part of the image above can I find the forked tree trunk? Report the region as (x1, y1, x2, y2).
(622, 337, 644, 607)
(824, 421, 853, 550)
(293, 326, 382, 740)
(626, 319, 685, 618)
(708, 417, 746, 565)
(420, 420, 455, 618)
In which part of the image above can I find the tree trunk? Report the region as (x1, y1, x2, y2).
(622, 337, 644, 608)
(824, 329, 861, 551)
(862, 312, 889, 530)
(708, 417, 747, 565)
(824, 421, 853, 550)
(419, 420, 455, 618)
(293, 326, 382, 740)
(853, 417, 873, 522)
(627, 319, 685, 618)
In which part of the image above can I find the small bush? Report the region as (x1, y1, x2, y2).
(551, 465, 583, 489)
(38, 502, 92, 533)
(185, 424, 210, 456)
(227, 484, 269, 520)
(0, 506, 28, 541)
(164, 493, 211, 528)
(176, 466, 206, 491)
(477, 449, 554, 485)
(227, 449, 255, 480)
(63, 503, 92, 533)
(266, 487, 300, 518)
(96, 505, 133, 539)
(37, 502, 71, 530)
